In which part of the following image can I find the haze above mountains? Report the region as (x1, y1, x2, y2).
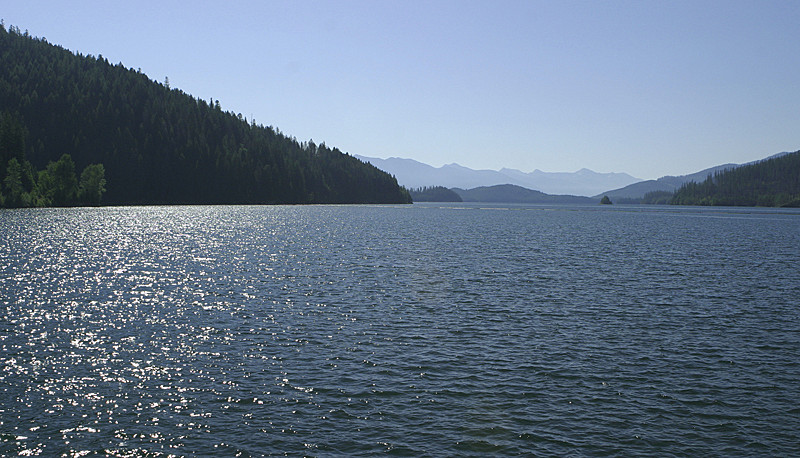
(356, 152, 792, 199)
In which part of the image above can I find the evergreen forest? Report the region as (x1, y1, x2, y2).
(409, 186, 462, 202)
(1, 110, 106, 207)
(640, 191, 674, 205)
(671, 151, 800, 207)
(0, 23, 411, 206)
(453, 184, 595, 204)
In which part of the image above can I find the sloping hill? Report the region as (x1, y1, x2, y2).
(409, 186, 462, 202)
(0, 24, 410, 205)
(597, 151, 796, 201)
(453, 184, 595, 204)
(671, 150, 800, 207)
(596, 164, 737, 200)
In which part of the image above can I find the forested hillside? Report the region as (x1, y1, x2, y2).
(671, 150, 800, 207)
(0, 24, 410, 205)
(409, 186, 462, 202)
(453, 184, 595, 204)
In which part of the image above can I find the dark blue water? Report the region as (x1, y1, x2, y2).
(2, 204, 799, 456)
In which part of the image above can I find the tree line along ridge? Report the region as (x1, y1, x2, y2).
(0, 23, 411, 207)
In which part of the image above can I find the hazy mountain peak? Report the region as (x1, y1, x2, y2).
(354, 155, 641, 197)
(442, 163, 471, 170)
(499, 167, 523, 174)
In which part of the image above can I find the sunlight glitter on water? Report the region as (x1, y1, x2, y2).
(1, 205, 800, 456)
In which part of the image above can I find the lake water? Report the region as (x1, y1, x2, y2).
(1, 203, 799, 456)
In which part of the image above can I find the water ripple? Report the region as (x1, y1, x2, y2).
(1, 204, 799, 456)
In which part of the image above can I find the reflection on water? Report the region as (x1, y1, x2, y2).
(1, 204, 799, 455)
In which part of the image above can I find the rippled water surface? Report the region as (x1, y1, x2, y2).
(1, 204, 799, 456)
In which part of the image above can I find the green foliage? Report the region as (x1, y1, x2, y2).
(0, 110, 107, 207)
(40, 154, 78, 206)
(671, 151, 800, 207)
(641, 190, 674, 204)
(1, 113, 41, 207)
(0, 111, 27, 179)
(79, 163, 106, 206)
(454, 184, 595, 204)
(600, 195, 612, 205)
(409, 186, 462, 202)
(3, 157, 25, 207)
(0, 24, 410, 205)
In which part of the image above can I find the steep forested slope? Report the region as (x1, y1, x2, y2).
(0, 24, 410, 205)
(671, 150, 800, 207)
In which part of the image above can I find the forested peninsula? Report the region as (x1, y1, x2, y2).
(409, 186, 462, 202)
(671, 151, 800, 207)
(0, 23, 411, 207)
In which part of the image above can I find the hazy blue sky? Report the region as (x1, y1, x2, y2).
(3, 1, 798, 179)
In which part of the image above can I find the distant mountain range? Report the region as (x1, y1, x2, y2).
(358, 152, 795, 201)
(354, 155, 641, 197)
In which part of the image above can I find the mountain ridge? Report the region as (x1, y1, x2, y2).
(595, 164, 738, 200)
(670, 150, 800, 207)
(356, 150, 795, 202)
(597, 151, 795, 200)
(355, 155, 641, 197)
